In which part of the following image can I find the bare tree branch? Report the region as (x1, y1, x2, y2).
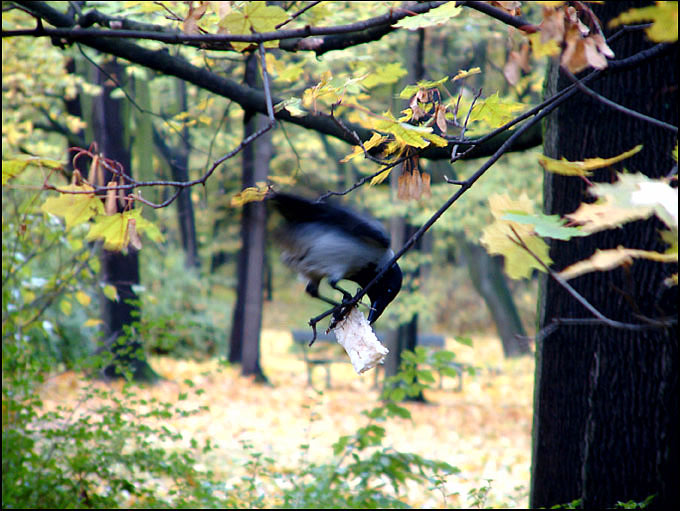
(507, 225, 676, 333)
(563, 68, 678, 133)
(5, 1, 448, 49)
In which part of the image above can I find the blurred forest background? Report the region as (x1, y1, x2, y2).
(3, 1, 677, 509)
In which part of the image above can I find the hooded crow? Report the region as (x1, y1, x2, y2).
(269, 192, 402, 324)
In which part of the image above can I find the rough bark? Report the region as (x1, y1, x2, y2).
(531, 3, 678, 508)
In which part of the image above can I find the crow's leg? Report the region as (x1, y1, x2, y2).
(328, 279, 353, 303)
(305, 280, 341, 307)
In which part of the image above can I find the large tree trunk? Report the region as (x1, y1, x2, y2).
(531, 3, 678, 508)
(92, 58, 158, 382)
(228, 54, 271, 380)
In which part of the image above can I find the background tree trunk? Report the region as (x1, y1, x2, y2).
(458, 240, 530, 357)
(91, 58, 158, 382)
(531, 3, 678, 508)
(229, 54, 270, 380)
(151, 80, 199, 269)
(383, 28, 427, 388)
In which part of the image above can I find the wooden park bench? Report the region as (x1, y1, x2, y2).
(291, 330, 468, 390)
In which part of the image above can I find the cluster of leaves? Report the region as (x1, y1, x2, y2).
(2, 165, 105, 368)
(481, 146, 678, 282)
(2, 342, 235, 508)
(136, 248, 232, 359)
(233, 348, 464, 509)
(4, 310, 470, 510)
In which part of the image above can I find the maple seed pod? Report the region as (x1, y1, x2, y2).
(333, 307, 389, 374)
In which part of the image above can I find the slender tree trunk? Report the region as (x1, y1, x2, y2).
(173, 80, 200, 269)
(229, 54, 270, 380)
(531, 3, 678, 508)
(151, 80, 199, 269)
(458, 240, 530, 357)
(383, 28, 428, 388)
(91, 58, 157, 382)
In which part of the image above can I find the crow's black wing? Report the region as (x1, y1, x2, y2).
(268, 192, 390, 249)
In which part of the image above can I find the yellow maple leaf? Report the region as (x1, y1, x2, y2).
(361, 63, 408, 88)
(481, 220, 551, 279)
(370, 167, 393, 186)
(341, 132, 387, 163)
(75, 291, 91, 307)
(231, 186, 269, 207)
(564, 198, 651, 233)
(528, 32, 560, 58)
(469, 93, 525, 129)
(559, 246, 677, 280)
(41, 184, 104, 230)
(219, 3, 287, 52)
(86, 213, 128, 251)
(452, 67, 482, 81)
(481, 194, 552, 279)
(84, 318, 104, 328)
(127, 208, 164, 243)
(609, 2, 678, 43)
(85, 209, 162, 251)
(538, 145, 643, 176)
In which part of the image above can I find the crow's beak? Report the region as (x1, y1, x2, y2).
(367, 298, 387, 324)
(366, 263, 402, 324)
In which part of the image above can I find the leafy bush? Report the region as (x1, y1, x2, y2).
(136, 248, 232, 359)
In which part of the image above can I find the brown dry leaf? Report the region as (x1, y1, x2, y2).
(127, 217, 143, 251)
(561, 16, 613, 73)
(538, 5, 565, 43)
(561, 25, 590, 73)
(491, 1, 522, 16)
(89, 154, 105, 188)
(503, 43, 531, 85)
(434, 104, 448, 135)
(104, 181, 118, 215)
(582, 34, 614, 70)
(409, 89, 432, 121)
(421, 171, 432, 198)
(397, 153, 431, 201)
(565, 5, 589, 36)
(183, 2, 208, 35)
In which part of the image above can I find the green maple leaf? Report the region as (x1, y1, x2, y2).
(393, 2, 461, 30)
(469, 93, 525, 129)
(3, 157, 63, 185)
(361, 63, 408, 88)
(501, 212, 590, 240)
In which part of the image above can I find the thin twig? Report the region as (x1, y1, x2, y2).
(309, 77, 575, 330)
(563, 68, 678, 133)
(507, 225, 674, 332)
(451, 88, 482, 161)
(44, 44, 277, 209)
(276, 1, 323, 29)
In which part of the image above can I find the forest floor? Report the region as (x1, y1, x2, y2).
(40, 330, 535, 508)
